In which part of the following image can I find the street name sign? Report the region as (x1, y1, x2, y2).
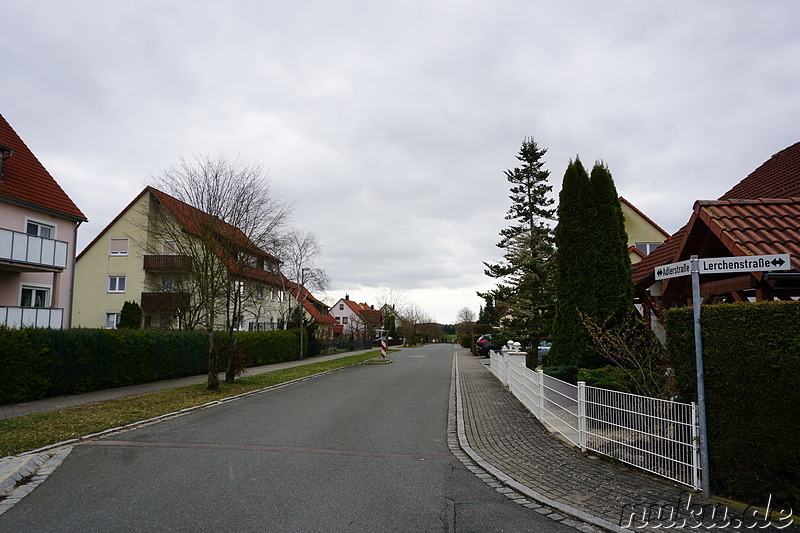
(655, 260, 691, 280)
(655, 254, 791, 280)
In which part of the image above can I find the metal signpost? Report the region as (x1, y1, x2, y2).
(655, 253, 791, 498)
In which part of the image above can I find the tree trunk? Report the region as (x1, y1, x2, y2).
(207, 329, 218, 390)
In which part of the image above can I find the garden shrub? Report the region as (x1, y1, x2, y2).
(542, 365, 579, 385)
(666, 301, 800, 506)
(577, 365, 631, 391)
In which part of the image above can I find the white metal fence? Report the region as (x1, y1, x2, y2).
(489, 350, 701, 489)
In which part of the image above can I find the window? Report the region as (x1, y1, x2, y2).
(109, 238, 129, 256)
(162, 240, 177, 255)
(105, 313, 121, 329)
(342, 317, 348, 324)
(26, 220, 54, 239)
(635, 242, 661, 256)
(256, 286, 264, 299)
(160, 276, 174, 292)
(108, 276, 126, 293)
(339, 303, 344, 310)
(335, 317, 341, 325)
(21, 286, 50, 308)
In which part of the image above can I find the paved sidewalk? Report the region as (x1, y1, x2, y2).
(0, 349, 376, 421)
(454, 350, 797, 532)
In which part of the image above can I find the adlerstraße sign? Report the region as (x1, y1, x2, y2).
(655, 254, 791, 280)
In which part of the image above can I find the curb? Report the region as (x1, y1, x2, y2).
(451, 352, 628, 533)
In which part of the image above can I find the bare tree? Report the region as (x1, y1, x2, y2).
(456, 306, 476, 339)
(146, 154, 291, 389)
(274, 228, 330, 330)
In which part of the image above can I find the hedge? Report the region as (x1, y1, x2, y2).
(0, 327, 310, 405)
(665, 301, 800, 506)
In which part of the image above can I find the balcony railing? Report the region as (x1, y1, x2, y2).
(140, 291, 190, 310)
(0, 228, 69, 270)
(0, 306, 64, 328)
(143, 254, 190, 272)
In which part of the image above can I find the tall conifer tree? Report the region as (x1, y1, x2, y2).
(482, 137, 556, 350)
(550, 158, 594, 367)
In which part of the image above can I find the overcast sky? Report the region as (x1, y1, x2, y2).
(3, 1, 799, 324)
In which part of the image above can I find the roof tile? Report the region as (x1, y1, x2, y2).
(0, 114, 86, 221)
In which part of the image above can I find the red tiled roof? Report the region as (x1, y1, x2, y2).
(0, 114, 86, 221)
(148, 186, 276, 262)
(631, 225, 688, 285)
(633, 141, 800, 287)
(343, 299, 383, 327)
(720, 142, 800, 200)
(695, 198, 800, 272)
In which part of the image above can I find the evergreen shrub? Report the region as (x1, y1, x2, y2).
(666, 301, 800, 506)
(543, 365, 579, 385)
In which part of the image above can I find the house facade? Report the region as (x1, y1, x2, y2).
(328, 295, 382, 338)
(619, 197, 670, 265)
(0, 115, 87, 328)
(73, 186, 292, 330)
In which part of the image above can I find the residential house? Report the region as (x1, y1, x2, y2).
(287, 282, 336, 339)
(619, 197, 670, 265)
(328, 294, 382, 338)
(0, 115, 87, 328)
(632, 141, 800, 318)
(73, 186, 290, 330)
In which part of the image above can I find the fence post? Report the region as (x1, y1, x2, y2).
(691, 401, 701, 490)
(577, 381, 587, 452)
(536, 369, 544, 419)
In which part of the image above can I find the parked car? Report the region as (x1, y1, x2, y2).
(537, 341, 552, 356)
(475, 334, 497, 356)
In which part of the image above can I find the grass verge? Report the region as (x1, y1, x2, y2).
(0, 350, 386, 458)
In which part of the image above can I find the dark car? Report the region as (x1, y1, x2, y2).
(475, 334, 497, 356)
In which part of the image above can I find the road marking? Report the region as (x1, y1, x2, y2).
(81, 440, 454, 462)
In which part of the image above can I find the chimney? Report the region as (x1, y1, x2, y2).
(345, 293, 349, 301)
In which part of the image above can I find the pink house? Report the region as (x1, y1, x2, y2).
(0, 115, 87, 328)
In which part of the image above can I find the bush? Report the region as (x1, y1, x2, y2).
(666, 301, 800, 506)
(235, 330, 300, 366)
(543, 365, 579, 385)
(0, 328, 52, 403)
(577, 366, 631, 391)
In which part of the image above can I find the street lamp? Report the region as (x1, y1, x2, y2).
(299, 268, 311, 359)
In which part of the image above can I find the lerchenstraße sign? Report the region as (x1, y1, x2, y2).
(655, 254, 792, 280)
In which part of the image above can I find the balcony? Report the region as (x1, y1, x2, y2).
(0, 228, 69, 271)
(143, 254, 190, 272)
(0, 306, 63, 328)
(140, 291, 190, 310)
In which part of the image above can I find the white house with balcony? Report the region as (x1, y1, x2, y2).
(0, 114, 87, 328)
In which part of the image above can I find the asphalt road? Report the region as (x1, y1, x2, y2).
(0, 344, 576, 532)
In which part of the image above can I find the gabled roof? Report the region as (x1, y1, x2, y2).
(633, 141, 800, 288)
(720, 142, 800, 200)
(0, 114, 86, 221)
(147, 186, 276, 262)
(79, 186, 278, 265)
(693, 198, 800, 272)
(338, 298, 383, 328)
(286, 282, 334, 325)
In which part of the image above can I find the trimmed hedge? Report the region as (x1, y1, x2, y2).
(0, 327, 310, 405)
(236, 330, 300, 366)
(665, 301, 800, 506)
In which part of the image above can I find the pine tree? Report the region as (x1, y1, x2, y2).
(482, 137, 556, 351)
